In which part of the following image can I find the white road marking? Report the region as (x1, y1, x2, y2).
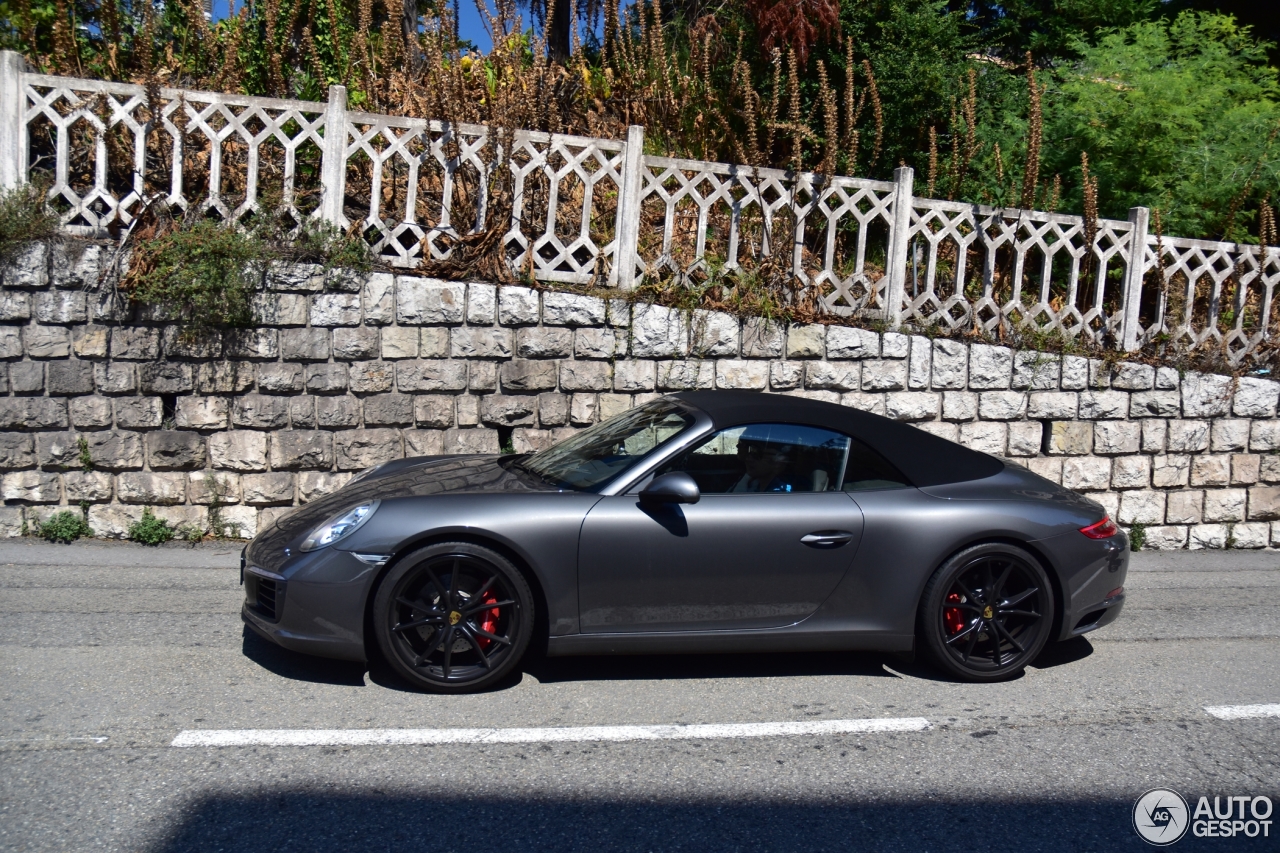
(1204, 703, 1280, 720)
(171, 717, 931, 747)
(0, 736, 108, 745)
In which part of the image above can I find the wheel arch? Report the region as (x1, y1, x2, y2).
(360, 531, 552, 665)
(913, 535, 1066, 646)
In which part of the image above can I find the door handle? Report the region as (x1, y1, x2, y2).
(801, 530, 856, 547)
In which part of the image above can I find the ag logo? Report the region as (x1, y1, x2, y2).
(1134, 788, 1191, 845)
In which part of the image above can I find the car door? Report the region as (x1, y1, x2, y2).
(577, 423, 865, 633)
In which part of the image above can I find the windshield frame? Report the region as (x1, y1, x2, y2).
(515, 399, 712, 494)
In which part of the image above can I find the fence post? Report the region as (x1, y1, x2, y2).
(611, 124, 645, 289)
(1120, 206, 1150, 352)
(318, 85, 348, 228)
(0, 51, 26, 192)
(883, 166, 915, 328)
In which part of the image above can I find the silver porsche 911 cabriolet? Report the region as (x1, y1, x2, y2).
(241, 390, 1128, 692)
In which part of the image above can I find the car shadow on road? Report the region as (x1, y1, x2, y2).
(242, 632, 1095, 693)
(524, 649, 899, 684)
(239, 626, 532, 694)
(358, 651, 897, 695)
(1030, 636, 1096, 670)
(241, 627, 368, 687)
(868, 637, 1096, 684)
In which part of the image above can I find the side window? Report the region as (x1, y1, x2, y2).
(656, 424, 852, 494)
(841, 438, 911, 492)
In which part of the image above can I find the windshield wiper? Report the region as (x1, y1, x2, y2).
(509, 458, 568, 489)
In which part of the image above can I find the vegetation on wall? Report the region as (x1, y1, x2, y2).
(33, 507, 94, 543)
(0, 181, 59, 267)
(127, 506, 174, 546)
(123, 216, 263, 333)
(118, 207, 372, 336)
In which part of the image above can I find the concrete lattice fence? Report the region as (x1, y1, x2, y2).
(3, 238, 1280, 548)
(6, 53, 1280, 365)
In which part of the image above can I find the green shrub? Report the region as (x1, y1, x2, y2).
(280, 217, 374, 275)
(1128, 523, 1147, 552)
(122, 212, 374, 339)
(125, 219, 262, 336)
(35, 510, 93, 544)
(128, 507, 174, 546)
(77, 436, 93, 472)
(0, 181, 59, 268)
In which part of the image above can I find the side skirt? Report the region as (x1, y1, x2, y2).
(545, 629, 915, 657)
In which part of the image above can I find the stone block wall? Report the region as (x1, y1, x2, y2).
(3, 239, 1280, 548)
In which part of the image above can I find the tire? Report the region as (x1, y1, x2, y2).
(918, 542, 1055, 682)
(373, 542, 535, 694)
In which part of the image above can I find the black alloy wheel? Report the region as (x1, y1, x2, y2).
(919, 543, 1054, 682)
(373, 542, 534, 693)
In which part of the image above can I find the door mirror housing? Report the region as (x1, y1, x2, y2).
(639, 472, 701, 505)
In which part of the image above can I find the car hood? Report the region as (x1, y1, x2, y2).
(271, 454, 556, 536)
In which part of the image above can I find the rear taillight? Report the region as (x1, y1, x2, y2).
(1080, 516, 1119, 539)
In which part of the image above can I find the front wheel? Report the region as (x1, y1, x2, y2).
(373, 542, 535, 694)
(918, 543, 1055, 682)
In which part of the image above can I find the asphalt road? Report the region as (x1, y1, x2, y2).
(0, 540, 1277, 853)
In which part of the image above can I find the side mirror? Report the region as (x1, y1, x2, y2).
(639, 472, 701, 505)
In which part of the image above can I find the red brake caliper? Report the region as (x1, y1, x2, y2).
(476, 591, 500, 649)
(944, 592, 966, 635)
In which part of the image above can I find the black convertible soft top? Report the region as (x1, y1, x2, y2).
(672, 390, 1004, 488)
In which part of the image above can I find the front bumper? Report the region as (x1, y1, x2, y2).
(240, 540, 381, 663)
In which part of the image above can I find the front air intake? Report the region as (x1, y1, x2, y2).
(246, 574, 283, 622)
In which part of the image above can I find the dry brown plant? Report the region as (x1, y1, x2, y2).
(1081, 152, 1099, 280)
(1020, 53, 1042, 211)
(937, 68, 983, 200)
(926, 125, 938, 197)
(816, 60, 838, 176)
(1261, 196, 1278, 250)
(863, 59, 883, 170)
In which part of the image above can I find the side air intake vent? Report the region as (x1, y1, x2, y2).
(246, 574, 284, 622)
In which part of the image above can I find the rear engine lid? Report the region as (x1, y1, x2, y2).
(921, 460, 1105, 514)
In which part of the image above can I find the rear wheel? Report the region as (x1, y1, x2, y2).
(373, 542, 534, 694)
(919, 543, 1054, 682)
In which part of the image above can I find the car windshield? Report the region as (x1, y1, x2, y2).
(517, 400, 696, 491)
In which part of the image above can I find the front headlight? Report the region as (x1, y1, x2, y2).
(299, 501, 380, 552)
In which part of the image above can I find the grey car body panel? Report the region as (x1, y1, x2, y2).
(577, 491, 865, 633)
(242, 391, 1129, 666)
(247, 490, 602, 639)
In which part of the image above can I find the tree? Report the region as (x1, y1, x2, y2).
(1043, 11, 1280, 239)
(1168, 0, 1280, 64)
(517, 0, 601, 62)
(825, 0, 974, 176)
(957, 0, 1162, 63)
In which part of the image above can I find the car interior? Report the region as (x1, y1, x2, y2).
(656, 423, 912, 494)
